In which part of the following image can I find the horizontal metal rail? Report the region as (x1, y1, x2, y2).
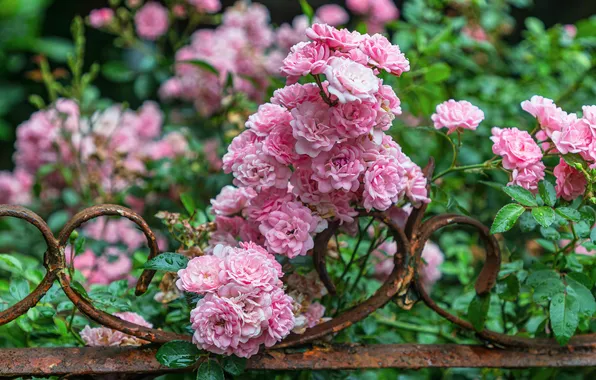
(1, 344, 595, 376)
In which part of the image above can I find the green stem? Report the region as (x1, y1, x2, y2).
(433, 160, 501, 182)
(376, 318, 461, 343)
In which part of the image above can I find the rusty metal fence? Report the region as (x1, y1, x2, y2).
(1, 162, 595, 376)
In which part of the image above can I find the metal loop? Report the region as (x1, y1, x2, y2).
(276, 211, 411, 348)
(0, 205, 59, 325)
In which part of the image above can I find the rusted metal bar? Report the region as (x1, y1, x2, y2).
(2, 344, 595, 376)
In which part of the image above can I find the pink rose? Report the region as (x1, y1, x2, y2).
(324, 57, 380, 103)
(290, 100, 339, 157)
(223, 249, 281, 292)
(363, 157, 407, 211)
(431, 100, 484, 134)
(281, 42, 330, 84)
(316, 190, 358, 224)
(311, 143, 365, 193)
(554, 158, 587, 201)
(244, 187, 294, 222)
(315, 5, 349, 26)
(135, 101, 163, 140)
(290, 166, 323, 204)
(259, 202, 325, 258)
(135, 2, 169, 40)
(89, 8, 114, 29)
(80, 312, 153, 347)
(222, 131, 263, 173)
(303, 302, 326, 328)
(305, 23, 362, 52)
(551, 117, 592, 154)
(330, 100, 377, 138)
(0, 170, 32, 205)
(262, 122, 299, 165)
(177, 255, 225, 294)
(419, 242, 444, 289)
(262, 288, 295, 347)
(359, 34, 410, 76)
(231, 149, 292, 191)
(246, 103, 293, 137)
(490, 127, 543, 170)
(190, 294, 244, 355)
(509, 162, 545, 193)
(271, 82, 321, 110)
(211, 185, 256, 216)
(521, 96, 571, 137)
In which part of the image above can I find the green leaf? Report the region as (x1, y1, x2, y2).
(490, 204, 525, 234)
(467, 293, 490, 332)
(497, 275, 520, 302)
(566, 277, 596, 316)
(590, 227, 596, 244)
(180, 193, 196, 215)
(539, 226, 560, 241)
(9, 278, 30, 300)
(222, 356, 247, 376)
(0, 254, 23, 271)
(532, 207, 556, 228)
(518, 212, 537, 232)
(102, 61, 135, 83)
(299, 0, 314, 24)
(502, 185, 537, 207)
(579, 206, 596, 226)
(539, 181, 557, 207)
(424, 62, 451, 83)
(574, 221, 591, 239)
(563, 153, 587, 172)
(568, 272, 594, 289)
(197, 359, 224, 380)
(71, 280, 90, 300)
(143, 252, 189, 272)
(555, 207, 582, 222)
(549, 292, 579, 345)
(183, 60, 219, 76)
(156, 340, 202, 368)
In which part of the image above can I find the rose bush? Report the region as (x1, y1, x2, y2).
(0, 1, 595, 379)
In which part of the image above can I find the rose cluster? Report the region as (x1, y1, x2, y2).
(177, 243, 294, 358)
(346, 0, 400, 33)
(209, 23, 429, 259)
(491, 96, 594, 199)
(0, 100, 188, 205)
(160, 2, 284, 116)
(67, 218, 168, 287)
(80, 312, 153, 347)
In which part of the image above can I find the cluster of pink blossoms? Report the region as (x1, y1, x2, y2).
(209, 24, 429, 260)
(491, 96, 594, 198)
(0, 100, 188, 205)
(346, 0, 400, 33)
(67, 218, 167, 287)
(177, 243, 294, 358)
(89, 1, 222, 39)
(80, 312, 153, 347)
(160, 2, 285, 116)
